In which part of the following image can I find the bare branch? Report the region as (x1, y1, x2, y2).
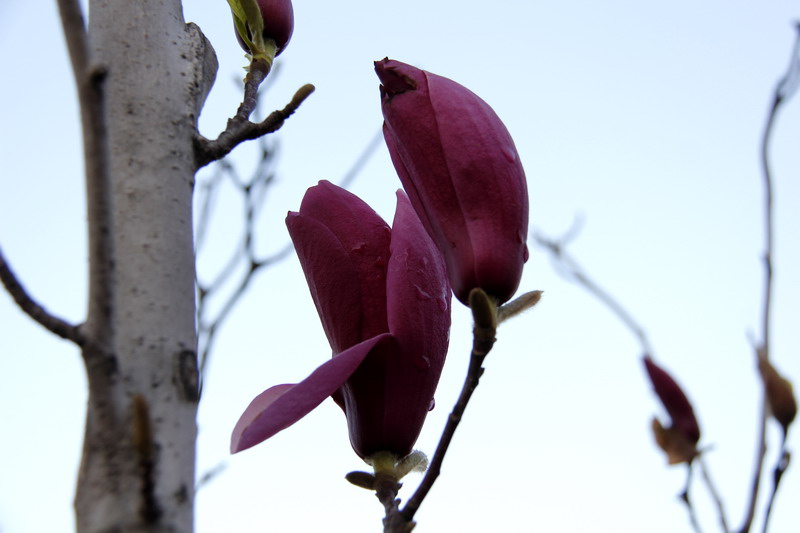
(57, 0, 114, 349)
(236, 59, 272, 123)
(0, 247, 85, 345)
(4, 1, 96, 348)
(195, 137, 294, 377)
(534, 226, 737, 529)
(533, 229, 654, 356)
(697, 454, 730, 533)
(57, 0, 89, 73)
(761, 445, 791, 533)
(339, 129, 384, 190)
(196, 461, 229, 491)
(679, 464, 704, 533)
(195, 163, 228, 252)
(738, 24, 800, 533)
(394, 289, 509, 527)
(195, 83, 315, 168)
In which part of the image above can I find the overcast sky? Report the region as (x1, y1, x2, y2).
(1, 1, 799, 532)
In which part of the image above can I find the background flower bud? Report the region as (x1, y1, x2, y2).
(758, 355, 797, 434)
(643, 356, 700, 463)
(376, 58, 529, 305)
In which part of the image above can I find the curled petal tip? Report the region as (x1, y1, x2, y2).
(375, 58, 418, 97)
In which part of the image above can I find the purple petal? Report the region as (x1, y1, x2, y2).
(257, 0, 294, 54)
(231, 333, 394, 453)
(230, 384, 294, 453)
(286, 211, 363, 354)
(287, 181, 391, 351)
(387, 192, 451, 372)
(339, 193, 451, 458)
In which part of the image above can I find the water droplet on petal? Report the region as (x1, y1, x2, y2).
(428, 397, 436, 411)
(413, 354, 431, 370)
(502, 146, 517, 163)
(414, 285, 433, 300)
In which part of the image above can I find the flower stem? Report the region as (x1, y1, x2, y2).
(398, 289, 497, 525)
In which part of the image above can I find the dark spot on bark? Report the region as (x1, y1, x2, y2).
(175, 483, 189, 504)
(174, 349, 199, 402)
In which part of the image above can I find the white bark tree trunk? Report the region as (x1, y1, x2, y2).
(75, 2, 216, 532)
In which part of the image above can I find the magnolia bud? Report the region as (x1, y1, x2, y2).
(228, 0, 294, 61)
(643, 356, 700, 464)
(376, 58, 529, 306)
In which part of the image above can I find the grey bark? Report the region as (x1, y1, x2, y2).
(75, 2, 217, 532)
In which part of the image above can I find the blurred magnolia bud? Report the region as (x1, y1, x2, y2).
(643, 356, 700, 464)
(758, 355, 797, 435)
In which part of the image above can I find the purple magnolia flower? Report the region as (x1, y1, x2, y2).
(231, 181, 451, 459)
(231, 0, 294, 57)
(376, 58, 529, 305)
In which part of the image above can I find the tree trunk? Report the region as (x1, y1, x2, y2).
(75, 2, 216, 532)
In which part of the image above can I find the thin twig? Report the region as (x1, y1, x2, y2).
(195, 83, 315, 168)
(195, 140, 293, 377)
(680, 463, 704, 533)
(534, 228, 735, 528)
(397, 290, 499, 526)
(196, 232, 293, 375)
(738, 24, 800, 533)
(195, 163, 228, 251)
(57, 0, 89, 72)
(6, 0, 111, 348)
(761, 441, 791, 533)
(195, 461, 229, 491)
(533, 231, 654, 356)
(399, 348, 487, 524)
(697, 454, 730, 533)
(740, 401, 768, 533)
(339, 129, 384, 190)
(0, 248, 85, 345)
(236, 59, 272, 123)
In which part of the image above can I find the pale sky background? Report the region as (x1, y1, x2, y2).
(1, 1, 799, 532)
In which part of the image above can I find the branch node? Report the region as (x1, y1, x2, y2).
(195, 83, 315, 168)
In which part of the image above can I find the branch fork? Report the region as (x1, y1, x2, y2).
(194, 59, 315, 168)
